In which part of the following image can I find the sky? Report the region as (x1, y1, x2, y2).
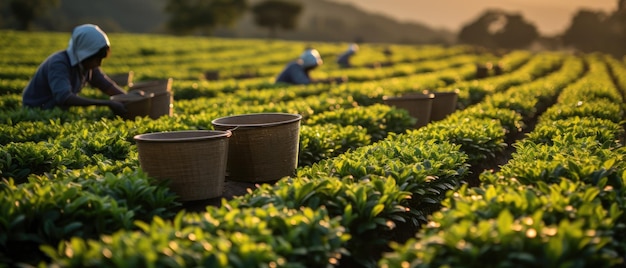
(330, 0, 617, 35)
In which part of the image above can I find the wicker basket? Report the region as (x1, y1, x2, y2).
(211, 113, 302, 182)
(204, 70, 220, 81)
(108, 71, 134, 87)
(110, 92, 154, 120)
(129, 78, 173, 119)
(383, 93, 434, 129)
(133, 130, 231, 201)
(427, 89, 459, 122)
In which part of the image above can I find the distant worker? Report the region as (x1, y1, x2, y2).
(383, 46, 393, 63)
(22, 24, 127, 115)
(336, 43, 359, 68)
(275, 48, 323, 85)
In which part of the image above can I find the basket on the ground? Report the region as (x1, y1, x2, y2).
(133, 130, 231, 201)
(427, 89, 459, 122)
(383, 93, 434, 128)
(211, 113, 302, 183)
(129, 78, 174, 119)
(108, 71, 134, 87)
(110, 92, 154, 120)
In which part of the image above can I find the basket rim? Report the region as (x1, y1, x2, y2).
(383, 93, 434, 101)
(133, 130, 231, 143)
(211, 112, 302, 128)
(130, 78, 173, 91)
(423, 88, 460, 95)
(110, 92, 155, 103)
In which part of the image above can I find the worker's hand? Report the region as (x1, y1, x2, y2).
(108, 100, 127, 116)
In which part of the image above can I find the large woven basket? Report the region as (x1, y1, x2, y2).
(383, 93, 434, 129)
(211, 113, 302, 183)
(129, 78, 173, 119)
(133, 130, 231, 201)
(110, 92, 154, 120)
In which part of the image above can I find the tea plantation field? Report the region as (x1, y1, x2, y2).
(1, 30, 626, 267)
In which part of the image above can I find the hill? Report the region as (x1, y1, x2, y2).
(37, 0, 454, 44)
(215, 0, 456, 44)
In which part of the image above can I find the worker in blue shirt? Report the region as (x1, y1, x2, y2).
(22, 24, 127, 115)
(275, 49, 323, 85)
(336, 43, 359, 68)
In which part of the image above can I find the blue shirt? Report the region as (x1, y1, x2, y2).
(336, 50, 355, 67)
(22, 50, 115, 109)
(275, 61, 311, 85)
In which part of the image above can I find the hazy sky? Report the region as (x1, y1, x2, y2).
(330, 0, 617, 35)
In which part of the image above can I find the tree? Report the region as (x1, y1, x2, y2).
(492, 14, 539, 49)
(612, 0, 626, 53)
(8, 0, 59, 30)
(165, 0, 247, 35)
(562, 10, 611, 53)
(458, 9, 539, 50)
(251, 0, 303, 38)
(561, 1, 626, 57)
(458, 10, 502, 48)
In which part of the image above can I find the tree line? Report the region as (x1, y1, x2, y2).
(458, 0, 626, 57)
(2, 0, 626, 57)
(2, 0, 304, 38)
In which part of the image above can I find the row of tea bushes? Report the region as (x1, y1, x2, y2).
(471, 55, 585, 134)
(606, 54, 626, 93)
(323, 53, 489, 83)
(298, 124, 371, 167)
(37, 54, 568, 267)
(0, 78, 27, 95)
(43, 204, 349, 267)
(379, 54, 626, 267)
(0, 169, 180, 265)
(347, 44, 475, 68)
(441, 52, 565, 108)
(304, 104, 416, 142)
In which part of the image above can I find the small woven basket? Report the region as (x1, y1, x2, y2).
(110, 92, 154, 120)
(130, 78, 173, 119)
(134, 130, 231, 201)
(383, 93, 434, 129)
(108, 71, 134, 87)
(426, 89, 459, 122)
(211, 113, 302, 183)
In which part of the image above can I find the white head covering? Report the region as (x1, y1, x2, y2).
(66, 24, 110, 66)
(299, 49, 323, 68)
(348, 43, 359, 53)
